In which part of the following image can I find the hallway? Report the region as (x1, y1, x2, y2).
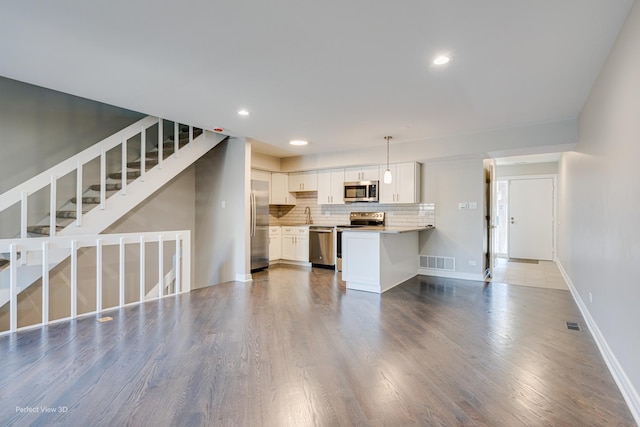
(491, 258, 569, 290)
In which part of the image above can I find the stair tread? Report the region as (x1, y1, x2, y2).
(71, 196, 102, 204)
(27, 225, 65, 235)
(89, 183, 122, 192)
(108, 171, 141, 180)
(127, 159, 159, 169)
(56, 210, 90, 219)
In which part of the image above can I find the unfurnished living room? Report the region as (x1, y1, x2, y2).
(1, 1, 639, 426)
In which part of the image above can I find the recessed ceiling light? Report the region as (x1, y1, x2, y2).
(238, 109, 250, 116)
(289, 140, 308, 146)
(433, 56, 450, 65)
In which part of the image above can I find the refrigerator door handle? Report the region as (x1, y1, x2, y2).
(250, 192, 256, 237)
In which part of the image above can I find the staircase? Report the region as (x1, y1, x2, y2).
(0, 116, 227, 312)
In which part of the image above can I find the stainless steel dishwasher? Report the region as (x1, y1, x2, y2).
(309, 226, 335, 268)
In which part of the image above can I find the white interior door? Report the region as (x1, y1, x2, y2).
(508, 178, 554, 261)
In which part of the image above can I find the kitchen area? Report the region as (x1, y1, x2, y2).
(250, 163, 436, 293)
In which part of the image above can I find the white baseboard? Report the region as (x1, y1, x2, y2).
(557, 261, 640, 426)
(417, 268, 485, 282)
(235, 273, 253, 282)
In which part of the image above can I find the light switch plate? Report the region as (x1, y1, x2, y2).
(458, 202, 468, 210)
(469, 201, 478, 209)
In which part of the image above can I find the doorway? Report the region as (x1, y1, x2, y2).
(495, 176, 555, 261)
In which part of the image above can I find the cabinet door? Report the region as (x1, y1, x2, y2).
(269, 235, 281, 260)
(379, 164, 396, 204)
(302, 172, 318, 191)
(317, 170, 332, 204)
(288, 172, 318, 192)
(329, 169, 345, 204)
(344, 168, 362, 181)
(395, 162, 418, 203)
(318, 169, 345, 204)
(296, 236, 309, 262)
(288, 173, 304, 192)
(281, 236, 296, 260)
(345, 166, 379, 181)
(271, 173, 296, 205)
(361, 166, 379, 181)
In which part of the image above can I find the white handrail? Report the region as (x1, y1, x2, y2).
(0, 230, 191, 335)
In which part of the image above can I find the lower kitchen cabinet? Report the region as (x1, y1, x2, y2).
(281, 226, 309, 262)
(269, 227, 281, 261)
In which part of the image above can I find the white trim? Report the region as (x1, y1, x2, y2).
(557, 261, 640, 426)
(235, 273, 253, 282)
(417, 268, 485, 282)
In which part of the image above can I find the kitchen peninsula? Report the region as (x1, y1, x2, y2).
(341, 226, 434, 293)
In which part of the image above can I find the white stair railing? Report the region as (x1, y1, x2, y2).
(0, 116, 225, 308)
(0, 230, 191, 335)
(0, 116, 203, 237)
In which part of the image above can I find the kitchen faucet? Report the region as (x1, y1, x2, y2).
(304, 207, 313, 224)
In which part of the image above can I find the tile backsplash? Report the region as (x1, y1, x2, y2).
(269, 193, 435, 227)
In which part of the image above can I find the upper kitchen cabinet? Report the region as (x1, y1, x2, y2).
(317, 169, 345, 205)
(288, 171, 318, 192)
(271, 173, 296, 205)
(345, 166, 379, 182)
(379, 162, 421, 204)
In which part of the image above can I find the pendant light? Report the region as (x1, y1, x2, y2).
(384, 136, 393, 184)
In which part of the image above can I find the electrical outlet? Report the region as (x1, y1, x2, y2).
(468, 260, 477, 266)
(469, 201, 478, 209)
(589, 292, 593, 303)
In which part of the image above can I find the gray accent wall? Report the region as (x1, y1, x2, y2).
(557, 0, 640, 414)
(0, 77, 144, 194)
(195, 137, 250, 287)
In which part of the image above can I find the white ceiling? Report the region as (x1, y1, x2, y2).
(0, 1, 634, 158)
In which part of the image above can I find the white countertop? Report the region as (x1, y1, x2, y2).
(342, 225, 435, 234)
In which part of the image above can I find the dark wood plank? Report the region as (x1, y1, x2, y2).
(0, 266, 635, 426)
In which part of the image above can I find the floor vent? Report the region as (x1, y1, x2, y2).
(566, 321, 581, 331)
(420, 255, 455, 271)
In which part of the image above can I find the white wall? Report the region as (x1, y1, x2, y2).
(195, 137, 250, 287)
(252, 151, 281, 172)
(557, 1, 640, 420)
(421, 159, 486, 278)
(496, 162, 558, 177)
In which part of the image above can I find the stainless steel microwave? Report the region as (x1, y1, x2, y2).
(344, 181, 379, 202)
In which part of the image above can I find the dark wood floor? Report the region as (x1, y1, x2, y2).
(0, 265, 635, 426)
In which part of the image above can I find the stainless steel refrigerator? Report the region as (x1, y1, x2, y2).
(250, 179, 269, 272)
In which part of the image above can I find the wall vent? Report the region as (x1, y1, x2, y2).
(420, 255, 455, 271)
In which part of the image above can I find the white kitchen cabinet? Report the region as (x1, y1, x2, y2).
(288, 171, 318, 192)
(281, 226, 309, 262)
(317, 169, 345, 205)
(379, 162, 421, 204)
(344, 166, 379, 182)
(269, 227, 281, 261)
(271, 173, 296, 205)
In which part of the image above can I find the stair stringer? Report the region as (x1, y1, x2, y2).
(0, 131, 227, 307)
